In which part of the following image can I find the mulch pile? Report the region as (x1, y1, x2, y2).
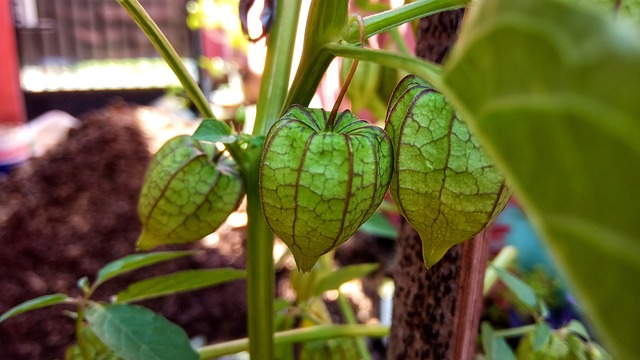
(0, 104, 247, 359)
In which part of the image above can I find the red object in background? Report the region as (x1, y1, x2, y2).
(0, 0, 26, 125)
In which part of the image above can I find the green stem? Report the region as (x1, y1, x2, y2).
(284, 0, 350, 108)
(116, 0, 212, 119)
(116, 0, 246, 168)
(75, 304, 91, 360)
(198, 324, 389, 359)
(483, 245, 518, 295)
(337, 293, 372, 360)
(245, 154, 276, 359)
(325, 43, 444, 89)
(389, 27, 411, 55)
(346, 0, 471, 42)
(493, 324, 538, 338)
(252, 0, 303, 135)
(244, 1, 302, 358)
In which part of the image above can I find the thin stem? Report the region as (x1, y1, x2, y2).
(252, 0, 303, 136)
(116, 0, 212, 119)
(346, 0, 470, 42)
(198, 324, 389, 359)
(337, 293, 372, 360)
(115, 0, 246, 170)
(325, 42, 444, 90)
(493, 324, 538, 338)
(327, 16, 365, 129)
(389, 27, 411, 55)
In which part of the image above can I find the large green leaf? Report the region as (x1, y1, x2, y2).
(86, 303, 198, 360)
(116, 268, 245, 303)
(95, 251, 194, 286)
(442, 0, 640, 358)
(0, 294, 69, 323)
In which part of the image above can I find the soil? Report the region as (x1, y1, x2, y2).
(0, 103, 248, 359)
(0, 102, 391, 360)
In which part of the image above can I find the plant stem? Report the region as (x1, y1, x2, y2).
(325, 43, 444, 89)
(252, 0, 303, 136)
(493, 324, 538, 338)
(346, 0, 471, 42)
(337, 293, 372, 360)
(245, 1, 302, 359)
(116, 0, 212, 119)
(116, 0, 246, 168)
(327, 15, 365, 129)
(244, 153, 276, 359)
(198, 324, 389, 359)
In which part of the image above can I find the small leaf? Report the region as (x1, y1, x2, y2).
(116, 269, 245, 303)
(0, 293, 69, 323)
(313, 263, 379, 296)
(358, 213, 398, 239)
(533, 322, 552, 351)
(565, 320, 591, 341)
(86, 303, 198, 360)
(192, 119, 237, 144)
(493, 336, 517, 360)
(481, 321, 495, 356)
(493, 266, 537, 309)
(95, 251, 194, 286)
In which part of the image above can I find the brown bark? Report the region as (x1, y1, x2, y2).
(387, 9, 490, 360)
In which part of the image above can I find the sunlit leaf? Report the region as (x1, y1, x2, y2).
(192, 119, 237, 144)
(443, 0, 640, 357)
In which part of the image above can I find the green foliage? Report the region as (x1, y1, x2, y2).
(358, 212, 398, 239)
(442, 0, 640, 357)
(0, 294, 69, 323)
(116, 268, 246, 303)
(137, 135, 244, 250)
(385, 75, 510, 267)
(192, 119, 238, 144)
(95, 251, 194, 286)
(260, 105, 393, 271)
(86, 303, 198, 360)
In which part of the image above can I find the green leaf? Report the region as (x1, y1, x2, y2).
(481, 322, 516, 360)
(492, 266, 537, 310)
(357, 212, 398, 239)
(192, 119, 237, 144)
(565, 320, 591, 341)
(95, 251, 194, 286)
(116, 268, 245, 303)
(0, 293, 69, 323)
(313, 263, 379, 296)
(442, 0, 640, 357)
(533, 322, 552, 351)
(86, 303, 198, 360)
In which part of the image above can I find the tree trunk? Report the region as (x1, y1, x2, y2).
(387, 9, 490, 360)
